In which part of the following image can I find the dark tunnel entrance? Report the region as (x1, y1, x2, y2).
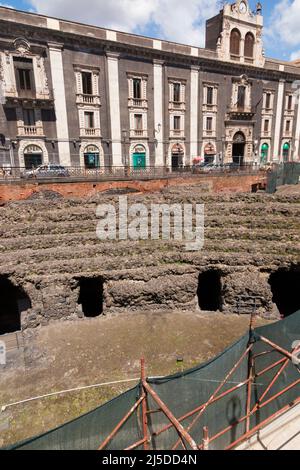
(77, 277, 104, 318)
(0, 277, 31, 335)
(269, 269, 300, 318)
(197, 271, 222, 312)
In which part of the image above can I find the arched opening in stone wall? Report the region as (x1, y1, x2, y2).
(0, 277, 31, 335)
(232, 132, 245, 165)
(197, 271, 222, 312)
(77, 277, 104, 318)
(269, 269, 300, 318)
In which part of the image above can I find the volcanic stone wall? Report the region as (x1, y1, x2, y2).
(0, 187, 299, 330)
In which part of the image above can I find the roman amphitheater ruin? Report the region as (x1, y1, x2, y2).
(0, 183, 299, 337)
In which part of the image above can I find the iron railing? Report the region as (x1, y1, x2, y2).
(0, 164, 263, 182)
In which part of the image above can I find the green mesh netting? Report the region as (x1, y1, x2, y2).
(267, 163, 300, 193)
(5, 310, 300, 450)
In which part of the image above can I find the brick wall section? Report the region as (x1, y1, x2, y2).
(0, 174, 267, 204)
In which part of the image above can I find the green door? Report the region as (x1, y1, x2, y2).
(261, 143, 269, 164)
(84, 153, 100, 169)
(283, 143, 290, 162)
(132, 153, 146, 169)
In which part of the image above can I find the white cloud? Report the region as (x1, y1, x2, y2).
(0, 2, 15, 7)
(265, 0, 300, 59)
(290, 49, 300, 60)
(28, 0, 219, 47)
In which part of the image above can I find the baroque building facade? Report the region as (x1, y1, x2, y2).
(0, 0, 300, 171)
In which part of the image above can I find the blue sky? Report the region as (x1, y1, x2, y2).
(1, 0, 300, 62)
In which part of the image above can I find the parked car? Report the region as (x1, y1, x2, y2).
(21, 164, 70, 179)
(223, 163, 242, 172)
(201, 163, 217, 173)
(191, 162, 206, 174)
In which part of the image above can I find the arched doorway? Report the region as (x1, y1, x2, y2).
(83, 145, 100, 169)
(204, 143, 216, 164)
(132, 144, 146, 169)
(232, 132, 245, 165)
(282, 142, 290, 162)
(261, 143, 269, 164)
(171, 143, 184, 171)
(0, 277, 31, 335)
(23, 144, 43, 169)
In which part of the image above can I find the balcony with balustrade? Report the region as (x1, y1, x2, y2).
(17, 125, 44, 137)
(76, 94, 101, 106)
(169, 129, 185, 139)
(282, 130, 293, 139)
(168, 101, 186, 112)
(226, 105, 255, 122)
(128, 98, 148, 109)
(202, 103, 217, 113)
(203, 129, 216, 138)
(80, 127, 101, 137)
(130, 129, 148, 138)
(261, 130, 271, 138)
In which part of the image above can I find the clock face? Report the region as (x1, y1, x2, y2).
(239, 1, 247, 13)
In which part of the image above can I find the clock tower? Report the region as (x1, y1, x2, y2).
(205, 0, 265, 67)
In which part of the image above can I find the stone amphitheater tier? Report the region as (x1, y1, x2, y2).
(0, 187, 299, 330)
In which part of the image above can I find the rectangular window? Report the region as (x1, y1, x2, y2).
(173, 83, 181, 103)
(206, 87, 214, 105)
(264, 119, 269, 132)
(286, 120, 291, 132)
(18, 69, 31, 90)
(23, 108, 35, 126)
(206, 117, 213, 131)
(134, 114, 143, 130)
(173, 115, 181, 130)
(133, 79, 142, 99)
(237, 86, 246, 109)
(84, 112, 94, 128)
(287, 95, 293, 110)
(265, 93, 271, 109)
(82, 72, 93, 95)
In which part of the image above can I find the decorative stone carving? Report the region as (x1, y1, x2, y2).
(13, 37, 30, 55)
(224, 20, 231, 30)
(79, 142, 104, 168)
(18, 140, 49, 167)
(33, 56, 50, 98)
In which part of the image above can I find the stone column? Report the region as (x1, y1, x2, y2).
(153, 59, 164, 167)
(273, 79, 285, 161)
(48, 43, 71, 167)
(106, 52, 123, 167)
(190, 66, 200, 166)
(293, 95, 300, 161)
